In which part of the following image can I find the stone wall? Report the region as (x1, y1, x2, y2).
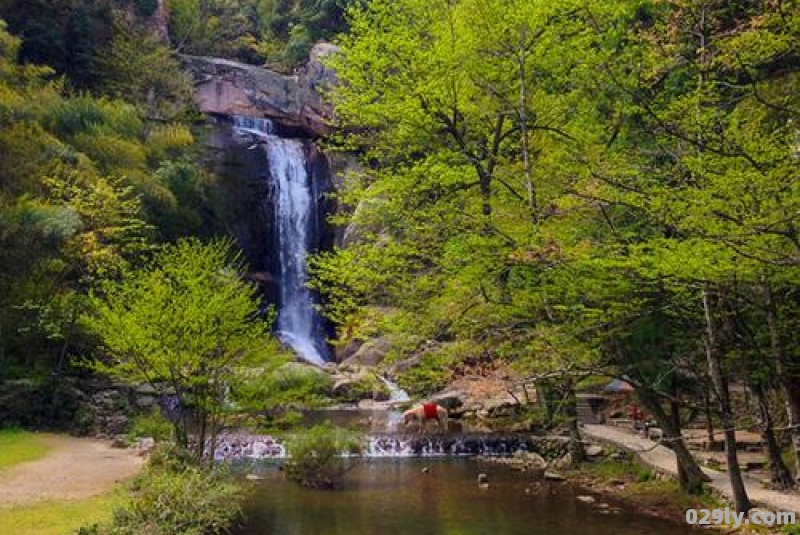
(0, 378, 158, 437)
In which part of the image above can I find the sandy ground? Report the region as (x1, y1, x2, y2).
(0, 435, 144, 506)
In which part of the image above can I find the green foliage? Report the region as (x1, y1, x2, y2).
(394, 345, 461, 397)
(782, 523, 800, 535)
(99, 16, 193, 121)
(0, 379, 96, 432)
(0, 494, 118, 535)
(168, 0, 358, 68)
(0, 18, 207, 378)
(324, 0, 799, 325)
(284, 424, 362, 489)
(84, 238, 279, 457)
(235, 361, 334, 413)
(318, 0, 800, 492)
(127, 410, 172, 442)
(0, 0, 113, 88)
(76, 461, 241, 535)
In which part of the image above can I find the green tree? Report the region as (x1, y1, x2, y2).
(99, 14, 194, 121)
(84, 239, 277, 459)
(284, 424, 362, 489)
(315, 0, 798, 501)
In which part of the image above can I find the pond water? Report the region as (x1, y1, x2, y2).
(236, 459, 695, 535)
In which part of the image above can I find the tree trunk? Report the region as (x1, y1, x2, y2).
(564, 382, 584, 465)
(751, 382, 795, 488)
(763, 283, 800, 482)
(478, 169, 492, 220)
(54, 304, 79, 376)
(637, 386, 708, 494)
(539, 380, 557, 427)
(703, 385, 716, 450)
(703, 288, 752, 512)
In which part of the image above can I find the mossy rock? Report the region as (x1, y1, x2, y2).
(331, 371, 390, 402)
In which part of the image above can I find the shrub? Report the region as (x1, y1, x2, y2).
(396, 348, 457, 396)
(233, 360, 334, 416)
(75, 459, 241, 535)
(127, 410, 172, 442)
(783, 523, 800, 535)
(284, 424, 362, 489)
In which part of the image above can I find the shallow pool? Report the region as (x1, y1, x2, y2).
(236, 459, 695, 535)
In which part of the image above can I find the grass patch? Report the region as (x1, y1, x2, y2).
(0, 494, 120, 535)
(577, 457, 727, 522)
(0, 428, 50, 471)
(620, 478, 724, 511)
(583, 457, 655, 483)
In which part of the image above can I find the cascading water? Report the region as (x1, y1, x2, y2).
(379, 376, 411, 403)
(212, 431, 547, 460)
(233, 116, 329, 365)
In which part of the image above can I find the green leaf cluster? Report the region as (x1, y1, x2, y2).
(315, 0, 799, 416)
(83, 238, 279, 456)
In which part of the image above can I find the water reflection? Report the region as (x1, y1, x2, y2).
(237, 459, 695, 535)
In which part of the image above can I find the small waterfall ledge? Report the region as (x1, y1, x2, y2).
(211, 432, 569, 461)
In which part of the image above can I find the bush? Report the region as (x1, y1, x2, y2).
(0, 378, 91, 432)
(233, 360, 334, 416)
(76, 458, 241, 535)
(127, 410, 172, 442)
(396, 348, 457, 396)
(284, 424, 362, 489)
(783, 524, 800, 535)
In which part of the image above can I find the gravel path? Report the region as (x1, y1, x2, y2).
(0, 434, 144, 506)
(583, 424, 800, 515)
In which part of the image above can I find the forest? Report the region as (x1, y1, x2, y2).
(0, 0, 797, 534)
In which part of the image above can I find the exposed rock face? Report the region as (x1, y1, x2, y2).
(182, 43, 338, 137)
(200, 118, 337, 309)
(330, 369, 390, 402)
(201, 120, 281, 302)
(341, 337, 392, 367)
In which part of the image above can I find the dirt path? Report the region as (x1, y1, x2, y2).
(0, 435, 144, 506)
(583, 424, 800, 515)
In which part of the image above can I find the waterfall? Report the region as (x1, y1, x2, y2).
(233, 116, 329, 365)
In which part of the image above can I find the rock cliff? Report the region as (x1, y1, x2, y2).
(182, 43, 338, 137)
